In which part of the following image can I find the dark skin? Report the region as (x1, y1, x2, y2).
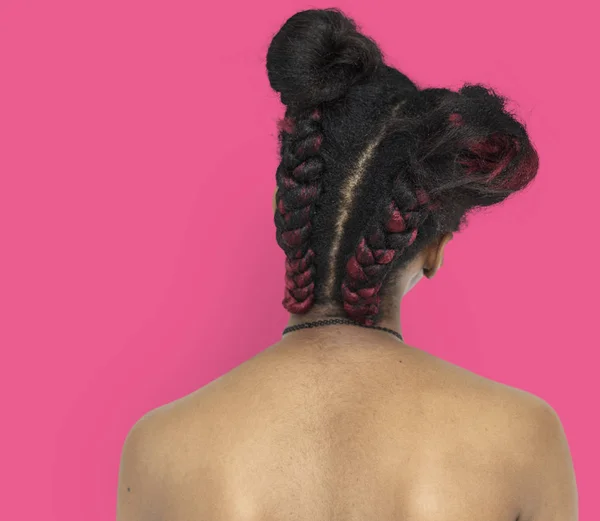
(116, 189, 577, 521)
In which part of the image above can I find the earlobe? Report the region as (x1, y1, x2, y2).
(423, 263, 438, 279)
(423, 257, 442, 279)
(424, 233, 453, 279)
(422, 252, 439, 279)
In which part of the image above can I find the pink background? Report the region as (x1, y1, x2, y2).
(1, 0, 598, 519)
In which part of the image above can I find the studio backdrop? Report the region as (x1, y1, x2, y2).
(0, 0, 598, 519)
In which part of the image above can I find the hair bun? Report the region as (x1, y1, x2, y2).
(267, 9, 383, 108)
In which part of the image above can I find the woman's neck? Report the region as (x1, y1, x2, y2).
(284, 300, 403, 342)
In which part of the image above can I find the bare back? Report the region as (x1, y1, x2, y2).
(117, 333, 576, 521)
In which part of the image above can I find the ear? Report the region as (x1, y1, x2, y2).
(423, 233, 453, 279)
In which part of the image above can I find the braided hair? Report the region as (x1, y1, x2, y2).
(267, 8, 539, 325)
(273, 107, 324, 313)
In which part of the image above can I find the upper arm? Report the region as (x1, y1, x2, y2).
(520, 398, 578, 521)
(116, 412, 169, 521)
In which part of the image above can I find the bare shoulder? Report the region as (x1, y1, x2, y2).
(118, 390, 211, 464)
(474, 373, 577, 520)
(116, 405, 169, 520)
(424, 350, 569, 445)
(116, 398, 204, 521)
(473, 374, 577, 520)
(420, 351, 577, 520)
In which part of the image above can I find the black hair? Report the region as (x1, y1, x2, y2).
(267, 8, 539, 325)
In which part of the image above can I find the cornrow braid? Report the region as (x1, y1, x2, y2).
(274, 107, 324, 314)
(342, 178, 439, 326)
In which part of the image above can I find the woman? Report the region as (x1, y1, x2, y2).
(117, 9, 577, 521)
